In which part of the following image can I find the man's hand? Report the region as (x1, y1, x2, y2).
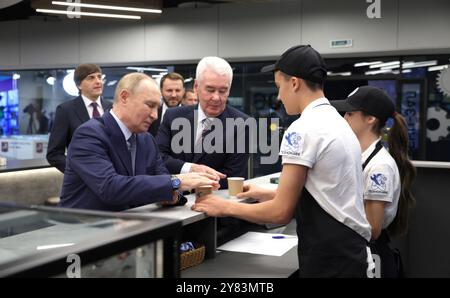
(192, 194, 230, 217)
(159, 191, 180, 206)
(190, 164, 226, 181)
(176, 172, 220, 191)
(236, 184, 276, 202)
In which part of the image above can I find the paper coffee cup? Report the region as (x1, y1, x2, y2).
(196, 185, 213, 198)
(227, 177, 244, 197)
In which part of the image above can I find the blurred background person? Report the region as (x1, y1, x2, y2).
(46, 63, 111, 173)
(148, 72, 185, 136)
(181, 88, 198, 106)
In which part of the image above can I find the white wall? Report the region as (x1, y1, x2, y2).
(20, 19, 79, 66)
(302, 0, 398, 54)
(144, 6, 219, 62)
(218, 1, 301, 59)
(0, 0, 449, 69)
(0, 21, 20, 67)
(80, 19, 145, 64)
(398, 0, 450, 50)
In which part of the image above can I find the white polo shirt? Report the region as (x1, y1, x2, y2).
(280, 97, 371, 241)
(362, 139, 400, 229)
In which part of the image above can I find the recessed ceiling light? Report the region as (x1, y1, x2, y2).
(51, 1, 162, 14)
(36, 8, 141, 20)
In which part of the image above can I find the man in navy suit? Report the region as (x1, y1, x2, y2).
(46, 63, 112, 173)
(157, 57, 251, 244)
(59, 73, 219, 211)
(156, 56, 250, 189)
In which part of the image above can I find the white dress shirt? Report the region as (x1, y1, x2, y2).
(81, 95, 104, 119)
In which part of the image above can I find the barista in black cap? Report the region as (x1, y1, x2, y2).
(47, 63, 112, 173)
(332, 86, 416, 277)
(193, 45, 373, 277)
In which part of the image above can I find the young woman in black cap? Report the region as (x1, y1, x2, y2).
(332, 86, 416, 277)
(193, 46, 373, 278)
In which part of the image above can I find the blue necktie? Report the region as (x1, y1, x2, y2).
(127, 134, 136, 175)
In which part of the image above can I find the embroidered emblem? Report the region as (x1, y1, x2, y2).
(284, 132, 302, 151)
(369, 173, 387, 192)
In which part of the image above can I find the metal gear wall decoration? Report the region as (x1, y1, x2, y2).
(437, 67, 450, 97)
(426, 106, 449, 142)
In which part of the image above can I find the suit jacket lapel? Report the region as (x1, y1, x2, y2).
(104, 112, 133, 175)
(186, 107, 197, 162)
(134, 134, 146, 175)
(73, 96, 90, 123)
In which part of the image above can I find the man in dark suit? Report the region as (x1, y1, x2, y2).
(156, 56, 250, 189)
(148, 72, 185, 137)
(59, 73, 219, 211)
(157, 57, 251, 244)
(46, 63, 112, 173)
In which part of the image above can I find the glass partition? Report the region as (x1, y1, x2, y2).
(0, 203, 181, 277)
(1, 53, 449, 168)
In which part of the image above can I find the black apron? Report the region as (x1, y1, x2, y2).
(363, 141, 404, 278)
(295, 189, 369, 278)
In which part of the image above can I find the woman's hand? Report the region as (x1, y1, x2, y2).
(235, 184, 276, 202)
(192, 194, 230, 217)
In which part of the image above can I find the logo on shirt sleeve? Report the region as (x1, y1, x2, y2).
(368, 173, 388, 194)
(280, 131, 302, 157)
(285, 132, 302, 150)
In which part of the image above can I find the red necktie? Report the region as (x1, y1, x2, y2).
(91, 102, 101, 118)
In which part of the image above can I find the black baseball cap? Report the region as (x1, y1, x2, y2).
(261, 45, 327, 83)
(331, 86, 396, 123)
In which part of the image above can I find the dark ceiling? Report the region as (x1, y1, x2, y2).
(0, 0, 35, 21)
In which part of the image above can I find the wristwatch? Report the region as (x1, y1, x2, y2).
(171, 175, 181, 191)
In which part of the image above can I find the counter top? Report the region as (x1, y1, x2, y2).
(412, 160, 450, 169)
(129, 174, 280, 226)
(182, 220, 298, 278)
(0, 158, 51, 173)
(130, 172, 297, 278)
(0, 205, 182, 277)
(129, 194, 209, 226)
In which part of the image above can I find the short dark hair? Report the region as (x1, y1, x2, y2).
(184, 88, 195, 96)
(74, 63, 102, 86)
(304, 79, 324, 91)
(279, 71, 324, 91)
(160, 72, 184, 89)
